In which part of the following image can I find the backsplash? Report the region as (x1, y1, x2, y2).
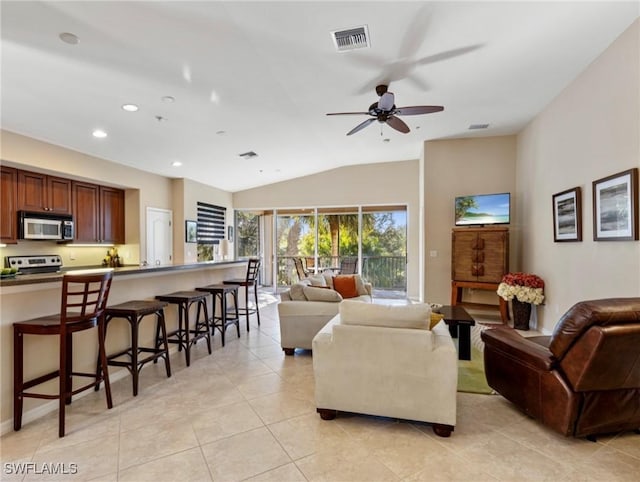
(0, 241, 140, 268)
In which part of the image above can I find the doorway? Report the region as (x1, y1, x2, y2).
(146, 207, 173, 266)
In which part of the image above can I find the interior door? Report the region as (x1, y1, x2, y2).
(146, 207, 172, 266)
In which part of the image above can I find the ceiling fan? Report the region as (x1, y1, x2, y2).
(326, 85, 443, 136)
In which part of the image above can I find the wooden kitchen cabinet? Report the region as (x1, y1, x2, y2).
(1, 166, 18, 243)
(100, 186, 125, 244)
(17, 170, 72, 215)
(73, 182, 124, 244)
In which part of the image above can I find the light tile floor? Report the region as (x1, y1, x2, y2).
(2, 292, 639, 481)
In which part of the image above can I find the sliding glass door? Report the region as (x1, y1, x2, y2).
(317, 207, 359, 271)
(361, 206, 407, 296)
(235, 211, 261, 258)
(237, 205, 407, 297)
(275, 209, 315, 286)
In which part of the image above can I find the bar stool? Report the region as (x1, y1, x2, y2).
(155, 291, 211, 367)
(196, 284, 240, 347)
(96, 300, 172, 396)
(13, 271, 113, 437)
(223, 258, 261, 331)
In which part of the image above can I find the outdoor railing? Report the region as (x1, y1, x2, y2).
(277, 255, 407, 291)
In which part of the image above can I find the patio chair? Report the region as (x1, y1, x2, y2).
(339, 257, 358, 275)
(293, 257, 310, 281)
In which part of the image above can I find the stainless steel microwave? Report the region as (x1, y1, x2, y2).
(18, 211, 74, 241)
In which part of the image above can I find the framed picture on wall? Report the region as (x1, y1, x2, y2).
(552, 187, 582, 242)
(592, 168, 638, 241)
(185, 220, 197, 243)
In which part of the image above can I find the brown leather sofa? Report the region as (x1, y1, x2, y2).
(481, 298, 640, 439)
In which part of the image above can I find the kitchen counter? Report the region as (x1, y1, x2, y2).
(0, 259, 245, 288)
(0, 259, 248, 432)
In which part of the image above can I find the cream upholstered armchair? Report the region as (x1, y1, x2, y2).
(312, 300, 458, 437)
(278, 274, 372, 355)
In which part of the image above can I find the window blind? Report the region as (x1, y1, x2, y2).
(197, 202, 226, 244)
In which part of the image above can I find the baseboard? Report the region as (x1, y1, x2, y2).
(0, 368, 131, 437)
(1, 345, 182, 437)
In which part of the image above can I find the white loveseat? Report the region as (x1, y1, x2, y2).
(278, 274, 372, 355)
(312, 300, 458, 437)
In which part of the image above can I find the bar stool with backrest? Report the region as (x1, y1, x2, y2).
(195, 284, 240, 347)
(223, 258, 261, 331)
(155, 291, 211, 367)
(13, 271, 114, 437)
(96, 299, 172, 396)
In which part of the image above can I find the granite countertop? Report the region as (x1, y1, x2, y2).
(0, 259, 246, 287)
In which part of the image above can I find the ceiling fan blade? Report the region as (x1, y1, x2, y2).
(416, 44, 483, 66)
(395, 105, 444, 115)
(405, 74, 430, 92)
(378, 92, 395, 111)
(326, 111, 370, 116)
(347, 118, 376, 136)
(386, 116, 410, 134)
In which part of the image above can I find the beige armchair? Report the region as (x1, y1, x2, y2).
(278, 274, 372, 355)
(312, 301, 458, 437)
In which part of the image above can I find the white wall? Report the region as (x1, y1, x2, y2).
(178, 178, 234, 264)
(422, 136, 518, 305)
(517, 19, 640, 333)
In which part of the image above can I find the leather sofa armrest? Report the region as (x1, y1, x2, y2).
(481, 328, 555, 371)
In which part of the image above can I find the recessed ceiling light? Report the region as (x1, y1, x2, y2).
(92, 129, 107, 138)
(383, 138, 391, 143)
(216, 130, 226, 135)
(171, 161, 182, 167)
(122, 104, 139, 112)
(161, 96, 175, 103)
(59, 32, 79, 45)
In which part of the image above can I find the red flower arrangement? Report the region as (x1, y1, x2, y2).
(500, 272, 544, 289)
(497, 272, 545, 305)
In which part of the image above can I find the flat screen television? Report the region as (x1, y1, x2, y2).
(455, 192, 511, 226)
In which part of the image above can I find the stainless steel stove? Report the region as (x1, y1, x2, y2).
(6, 255, 63, 275)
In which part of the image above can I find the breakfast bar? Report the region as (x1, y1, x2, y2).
(0, 260, 246, 433)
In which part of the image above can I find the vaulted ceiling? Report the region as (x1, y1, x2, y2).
(2, 1, 638, 191)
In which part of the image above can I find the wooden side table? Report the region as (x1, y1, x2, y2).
(451, 280, 509, 323)
(440, 305, 476, 360)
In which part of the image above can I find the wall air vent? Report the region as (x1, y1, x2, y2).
(468, 124, 490, 130)
(238, 151, 258, 159)
(330, 25, 370, 52)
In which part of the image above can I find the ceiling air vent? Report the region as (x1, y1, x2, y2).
(239, 151, 258, 159)
(331, 25, 370, 52)
(468, 124, 490, 130)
